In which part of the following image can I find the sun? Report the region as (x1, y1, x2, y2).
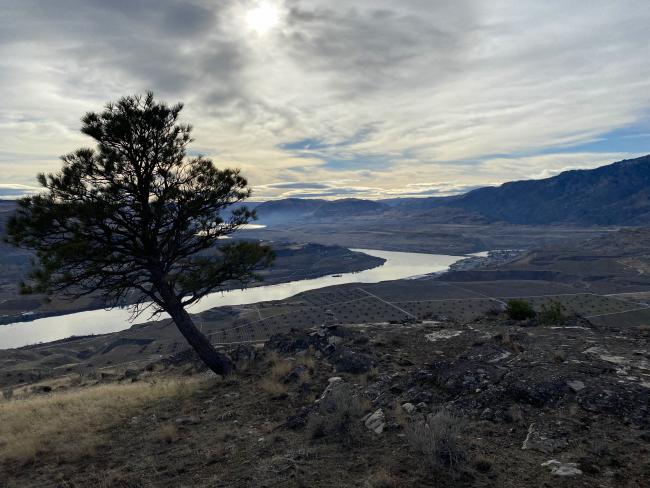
(245, 2, 281, 35)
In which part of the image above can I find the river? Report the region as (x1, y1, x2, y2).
(0, 249, 464, 349)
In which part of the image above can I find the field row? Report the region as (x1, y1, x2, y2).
(206, 291, 649, 345)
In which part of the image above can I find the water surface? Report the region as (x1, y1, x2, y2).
(0, 249, 463, 349)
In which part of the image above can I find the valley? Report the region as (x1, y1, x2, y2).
(3, 156, 650, 487)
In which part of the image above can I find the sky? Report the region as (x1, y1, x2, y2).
(1, 0, 650, 201)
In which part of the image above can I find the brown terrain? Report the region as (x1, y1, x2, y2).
(1, 228, 650, 486)
(1, 309, 649, 487)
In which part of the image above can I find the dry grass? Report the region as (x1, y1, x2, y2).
(404, 410, 465, 471)
(270, 359, 293, 377)
(307, 384, 369, 441)
(259, 350, 313, 397)
(0, 378, 200, 464)
(259, 378, 288, 398)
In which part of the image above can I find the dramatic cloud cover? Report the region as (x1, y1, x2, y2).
(1, 0, 650, 199)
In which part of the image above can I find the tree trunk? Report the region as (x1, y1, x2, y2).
(157, 281, 234, 376)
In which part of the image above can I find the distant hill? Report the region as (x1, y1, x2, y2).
(256, 155, 650, 226)
(4, 155, 650, 226)
(311, 199, 388, 219)
(254, 198, 389, 224)
(253, 198, 327, 224)
(424, 154, 650, 225)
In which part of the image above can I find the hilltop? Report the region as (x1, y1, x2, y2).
(2, 308, 649, 487)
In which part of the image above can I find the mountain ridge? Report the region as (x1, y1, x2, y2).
(255, 154, 650, 225)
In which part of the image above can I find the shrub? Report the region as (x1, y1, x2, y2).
(404, 410, 464, 470)
(269, 359, 293, 378)
(505, 299, 536, 320)
(307, 384, 367, 441)
(539, 301, 567, 325)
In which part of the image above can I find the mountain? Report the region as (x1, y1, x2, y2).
(253, 198, 328, 224)
(414, 154, 650, 225)
(5, 155, 650, 227)
(254, 198, 389, 224)
(311, 199, 389, 219)
(252, 155, 650, 226)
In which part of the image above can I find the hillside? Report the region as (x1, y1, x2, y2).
(255, 155, 650, 226)
(255, 198, 389, 224)
(2, 310, 649, 487)
(436, 154, 650, 225)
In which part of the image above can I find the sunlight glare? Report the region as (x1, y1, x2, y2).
(245, 2, 281, 35)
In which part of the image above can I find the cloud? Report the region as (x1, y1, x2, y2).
(254, 179, 487, 200)
(0, 183, 41, 199)
(1, 1, 650, 199)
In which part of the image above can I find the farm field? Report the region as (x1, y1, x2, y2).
(4, 274, 649, 391)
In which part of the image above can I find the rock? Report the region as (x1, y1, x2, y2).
(398, 356, 414, 366)
(265, 331, 321, 354)
(283, 365, 309, 384)
(363, 409, 386, 434)
(32, 385, 52, 394)
(175, 416, 199, 425)
(541, 460, 582, 476)
(567, 380, 585, 393)
(425, 330, 463, 342)
(122, 369, 139, 380)
(327, 336, 344, 346)
(504, 379, 569, 407)
(416, 402, 428, 411)
(402, 403, 416, 414)
(481, 408, 494, 421)
(216, 411, 236, 421)
(522, 423, 568, 453)
(506, 404, 524, 423)
(230, 344, 257, 366)
(316, 377, 344, 403)
(333, 349, 373, 374)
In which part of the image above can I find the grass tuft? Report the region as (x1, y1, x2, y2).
(0, 378, 200, 464)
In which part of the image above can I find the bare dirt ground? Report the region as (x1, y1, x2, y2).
(1, 312, 649, 487)
(2, 227, 650, 486)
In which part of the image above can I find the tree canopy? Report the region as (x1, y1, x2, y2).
(7, 93, 273, 373)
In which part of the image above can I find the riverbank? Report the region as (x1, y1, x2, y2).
(0, 249, 462, 350)
(0, 242, 384, 327)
